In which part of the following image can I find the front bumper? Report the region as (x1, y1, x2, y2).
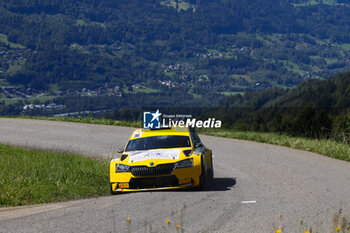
(110, 165, 201, 192)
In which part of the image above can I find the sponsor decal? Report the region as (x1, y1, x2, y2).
(129, 149, 181, 162)
(179, 178, 191, 184)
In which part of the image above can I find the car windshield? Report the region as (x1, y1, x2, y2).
(125, 135, 191, 151)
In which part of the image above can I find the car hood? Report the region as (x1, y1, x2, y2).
(121, 148, 192, 166)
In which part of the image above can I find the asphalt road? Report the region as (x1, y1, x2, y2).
(0, 118, 349, 233)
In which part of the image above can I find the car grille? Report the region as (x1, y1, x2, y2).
(130, 163, 175, 177)
(129, 176, 178, 189)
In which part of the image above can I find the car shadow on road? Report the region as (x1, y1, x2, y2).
(114, 177, 237, 195)
(181, 177, 237, 192)
(206, 177, 237, 191)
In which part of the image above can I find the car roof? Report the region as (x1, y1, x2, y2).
(129, 127, 191, 140)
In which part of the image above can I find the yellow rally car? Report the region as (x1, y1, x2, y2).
(110, 127, 213, 194)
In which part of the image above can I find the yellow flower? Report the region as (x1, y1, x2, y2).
(126, 217, 131, 222)
(176, 224, 180, 229)
(304, 231, 310, 233)
(276, 229, 282, 233)
(166, 219, 171, 224)
(336, 226, 341, 232)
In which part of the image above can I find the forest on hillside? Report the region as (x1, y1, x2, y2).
(97, 71, 350, 142)
(208, 71, 350, 141)
(1, 0, 350, 97)
(0, 0, 350, 142)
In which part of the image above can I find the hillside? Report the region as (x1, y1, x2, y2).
(1, 0, 350, 114)
(216, 72, 350, 139)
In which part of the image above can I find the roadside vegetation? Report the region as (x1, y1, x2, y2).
(21, 116, 140, 128)
(121, 206, 350, 233)
(9, 116, 350, 162)
(199, 129, 350, 162)
(0, 144, 109, 207)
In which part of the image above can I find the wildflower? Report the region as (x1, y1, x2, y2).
(166, 219, 171, 224)
(176, 224, 180, 229)
(336, 226, 341, 232)
(126, 217, 131, 222)
(276, 229, 282, 233)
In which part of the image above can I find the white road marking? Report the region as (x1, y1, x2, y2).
(241, 200, 256, 204)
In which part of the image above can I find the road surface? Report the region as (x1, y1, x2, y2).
(0, 118, 349, 233)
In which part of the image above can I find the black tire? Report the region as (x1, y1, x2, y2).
(199, 156, 208, 190)
(110, 183, 117, 195)
(208, 154, 214, 181)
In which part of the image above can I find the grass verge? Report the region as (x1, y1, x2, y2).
(33, 117, 350, 162)
(3, 116, 350, 162)
(0, 144, 109, 207)
(5, 116, 140, 128)
(198, 129, 350, 162)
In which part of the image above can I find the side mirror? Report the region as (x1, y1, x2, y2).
(117, 148, 124, 153)
(195, 142, 203, 148)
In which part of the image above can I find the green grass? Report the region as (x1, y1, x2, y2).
(293, 0, 337, 6)
(0, 33, 25, 49)
(49, 84, 59, 92)
(160, 0, 195, 11)
(5, 116, 350, 162)
(164, 71, 176, 78)
(91, 21, 106, 28)
(0, 79, 10, 87)
(8, 59, 26, 73)
(122, 87, 160, 94)
(256, 34, 273, 46)
(198, 129, 350, 161)
(221, 91, 245, 96)
(0, 94, 55, 105)
(0, 98, 20, 104)
(293, 0, 319, 6)
(76, 19, 106, 28)
(133, 87, 161, 94)
(26, 95, 55, 103)
(338, 43, 350, 50)
(76, 19, 87, 26)
(0, 144, 109, 207)
(281, 60, 306, 75)
(17, 116, 141, 128)
(188, 90, 202, 99)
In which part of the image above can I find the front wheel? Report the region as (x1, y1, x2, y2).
(110, 183, 118, 195)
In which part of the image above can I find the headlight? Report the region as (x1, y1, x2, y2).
(175, 158, 193, 168)
(116, 164, 131, 173)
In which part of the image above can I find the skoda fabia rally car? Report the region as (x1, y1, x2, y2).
(110, 127, 213, 193)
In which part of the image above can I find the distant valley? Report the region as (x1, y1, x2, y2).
(1, 0, 350, 114)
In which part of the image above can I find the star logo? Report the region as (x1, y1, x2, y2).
(143, 109, 162, 129)
(150, 109, 161, 122)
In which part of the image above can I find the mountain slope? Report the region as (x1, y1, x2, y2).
(217, 72, 350, 138)
(1, 0, 350, 112)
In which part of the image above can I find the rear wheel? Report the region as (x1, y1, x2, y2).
(199, 156, 209, 190)
(208, 154, 214, 181)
